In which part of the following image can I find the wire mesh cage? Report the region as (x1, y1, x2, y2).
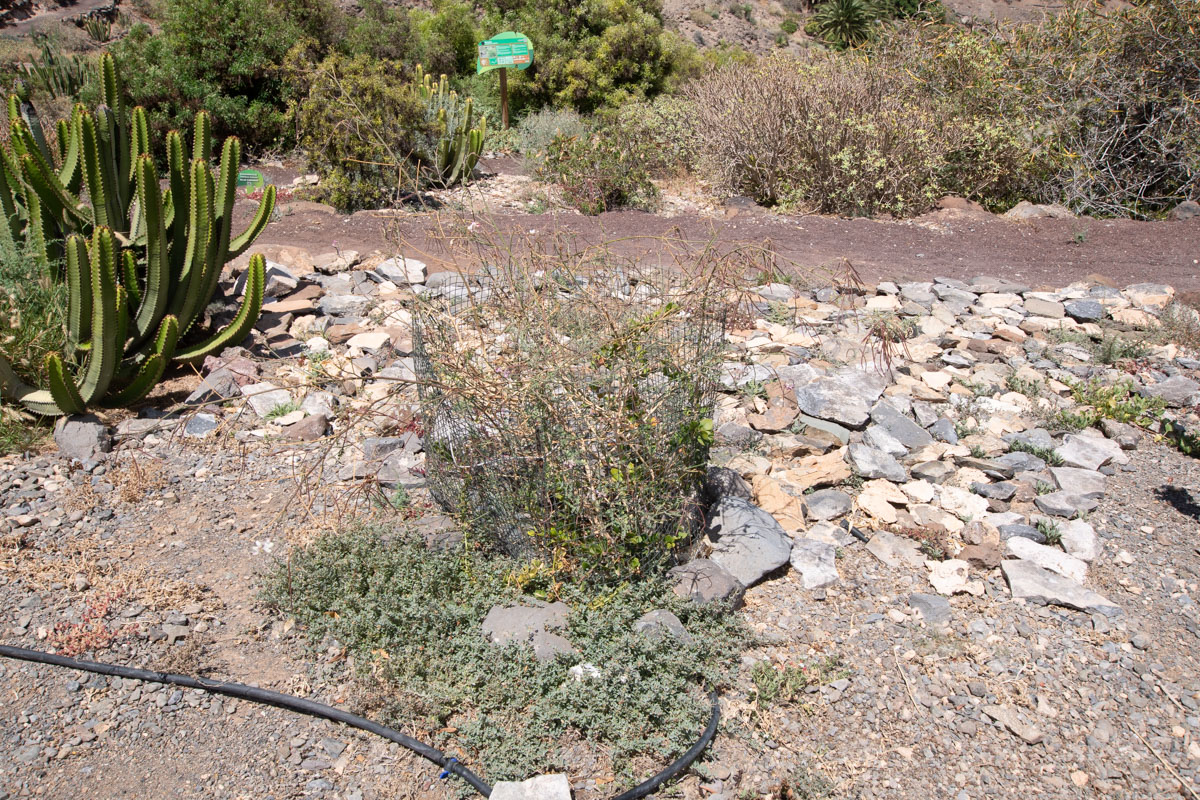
(413, 263, 727, 576)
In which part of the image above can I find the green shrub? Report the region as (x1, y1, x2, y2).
(0, 241, 66, 389)
(263, 527, 747, 781)
(607, 95, 698, 176)
(290, 52, 432, 212)
(112, 0, 301, 150)
(481, 0, 693, 114)
(538, 130, 659, 214)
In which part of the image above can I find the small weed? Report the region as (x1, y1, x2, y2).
(837, 473, 865, 492)
(1037, 518, 1062, 545)
(895, 526, 949, 561)
(969, 444, 987, 459)
(1035, 480, 1056, 496)
(959, 379, 994, 397)
(1008, 439, 1064, 466)
(1155, 302, 1200, 350)
(766, 301, 795, 326)
(1162, 418, 1200, 457)
(1005, 374, 1042, 398)
(265, 400, 301, 421)
(862, 311, 916, 373)
(1051, 408, 1095, 432)
(740, 379, 768, 400)
(750, 656, 848, 708)
(954, 420, 981, 439)
(1094, 334, 1149, 365)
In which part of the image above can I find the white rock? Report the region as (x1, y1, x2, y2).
(927, 559, 983, 596)
(490, 774, 572, 800)
(305, 336, 330, 353)
(1059, 519, 1100, 562)
(1006, 537, 1088, 583)
(901, 480, 937, 504)
(937, 485, 990, 521)
(346, 331, 392, 352)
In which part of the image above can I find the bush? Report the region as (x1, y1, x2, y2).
(414, 242, 730, 577)
(609, 95, 699, 176)
(0, 241, 65, 389)
(688, 53, 1034, 215)
(290, 52, 432, 211)
(538, 130, 659, 214)
(481, 0, 693, 114)
(112, 0, 301, 150)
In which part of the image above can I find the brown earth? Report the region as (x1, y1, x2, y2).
(248, 198, 1200, 292)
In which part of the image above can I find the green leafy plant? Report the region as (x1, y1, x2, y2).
(1037, 518, 1062, 544)
(1005, 374, 1042, 398)
(969, 444, 987, 459)
(264, 399, 300, 420)
(263, 527, 746, 782)
(83, 16, 115, 44)
(538, 130, 658, 215)
(751, 656, 848, 708)
(1008, 439, 1064, 466)
(1035, 480, 1055, 496)
(1068, 379, 1166, 428)
(1051, 408, 1094, 432)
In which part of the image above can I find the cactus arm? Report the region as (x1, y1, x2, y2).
(121, 249, 141, 309)
(23, 191, 52, 271)
(206, 136, 239, 292)
(166, 130, 190, 277)
(173, 159, 213, 331)
(100, 53, 124, 124)
(64, 235, 92, 353)
(58, 106, 84, 194)
(76, 228, 121, 404)
(101, 353, 164, 408)
(0, 354, 67, 416)
(227, 184, 275, 260)
(94, 106, 126, 232)
(16, 98, 55, 169)
(131, 155, 169, 346)
(173, 252, 263, 364)
(80, 111, 112, 231)
(0, 150, 23, 250)
(19, 153, 90, 230)
(192, 111, 211, 164)
(45, 353, 86, 416)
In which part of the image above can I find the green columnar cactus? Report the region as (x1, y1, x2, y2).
(0, 53, 275, 416)
(415, 66, 486, 188)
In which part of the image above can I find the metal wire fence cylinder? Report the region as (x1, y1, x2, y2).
(413, 261, 727, 577)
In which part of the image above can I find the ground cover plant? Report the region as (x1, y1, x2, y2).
(263, 526, 747, 784)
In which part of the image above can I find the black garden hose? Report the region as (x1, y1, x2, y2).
(0, 644, 720, 800)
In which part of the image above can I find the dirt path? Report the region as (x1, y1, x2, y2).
(252, 203, 1200, 292)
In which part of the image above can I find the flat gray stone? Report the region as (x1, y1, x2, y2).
(54, 415, 112, 460)
(1059, 519, 1100, 562)
(998, 524, 1046, 544)
(490, 774, 572, 800)
(183, 413, 219, 438)
(716, 422, 762, 448)
(928, 418, 958, 444)
(1049, 466, 1106, 499)
(1063, 299, 1106, 321)
(1055, 433, 1127, 470)
(702, 466, 753, 504)
(911, 460, 954, 484)
(866, 530, 925, 569)
(848, 443, 907, 482)
(1002, 559, 1121, 616)
(1006, 537, 1088, 583)
(864, 424, 908, 457)
(1034, 491, 1100, 517)
(794, 413, 851, 445)
(706, 497, 793, 587)
(1140, 375, 1199, 407)
(1023, 297, 1064, 318)
(373, 257, 427, 285)
(794, 368, 887, 428)
(995, 451, 1047, 473)
(870, 402, 933, 449)
(317, 293, 370, 317)
(909, 593, 951, 625)
(804, 489, 853, 521)
(482, 601, 569, 647)
(971, 481, 1016, 501)
(789, 538, 839, 588)
(241, 383, 292, 418)
(669, 559, 745, 608)
(186, 367, 241, 405)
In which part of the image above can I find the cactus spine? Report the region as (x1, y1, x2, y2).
(0, 53, 274, 416)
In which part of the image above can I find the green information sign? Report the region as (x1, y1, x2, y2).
(476, 31, 533, 75)
(236, 169, 265, 189)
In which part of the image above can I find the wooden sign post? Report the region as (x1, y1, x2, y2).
(477, 31, 533, 130)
